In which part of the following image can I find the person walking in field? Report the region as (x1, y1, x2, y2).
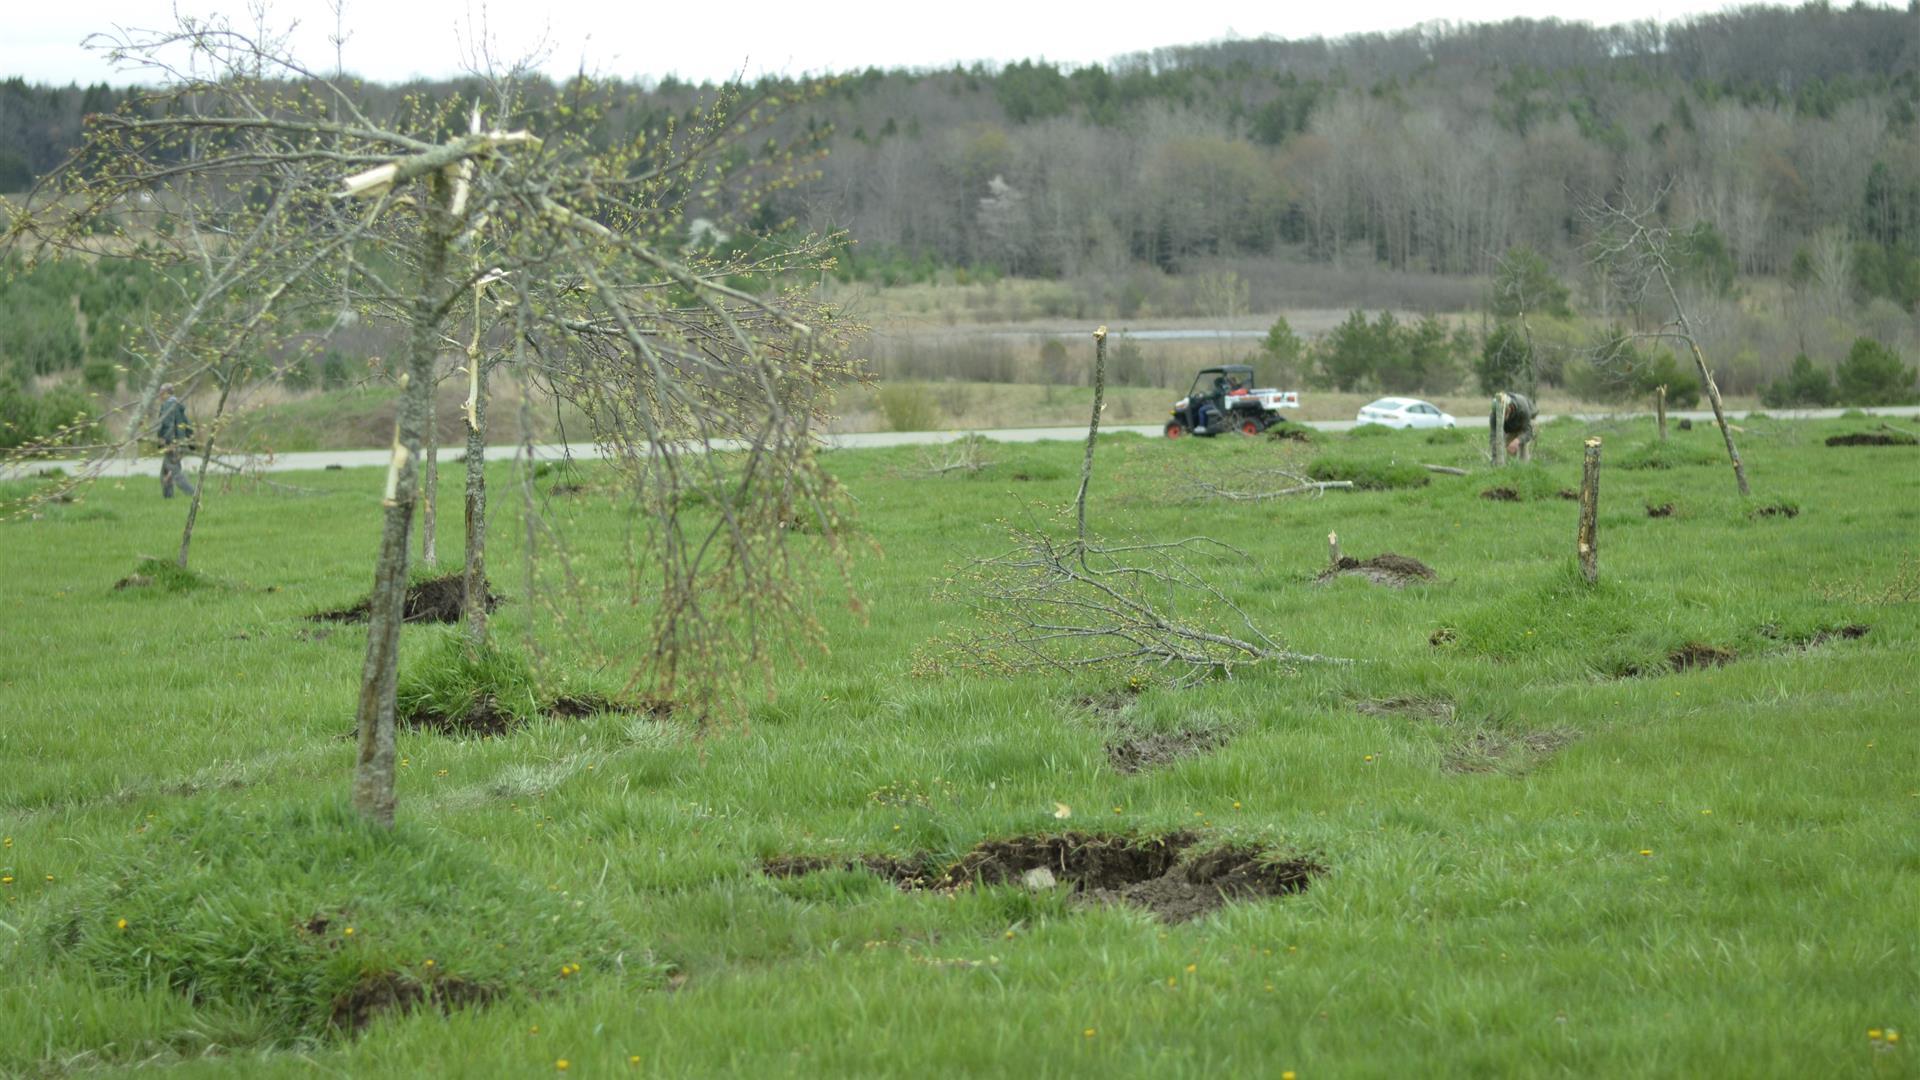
(1500, 391, 1537, 461)
(156, 383, 196, 498)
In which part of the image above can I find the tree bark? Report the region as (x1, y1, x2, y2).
(1489, 393, 1508, 467)
(463, 349, 490, 649)
(1328, 530, 1341, 566)
(177, 380, 233, 570)
(1577, 437, 1601, 585)
(1656, 384, 1667, 442)
(353, 175, 453, 827)
(1659, 268, 1749, 496)
(421, 377, 439, 568)
(1074, 326, 1108, 553)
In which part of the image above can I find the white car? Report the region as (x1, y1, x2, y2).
(1356, 397, 1456, 429)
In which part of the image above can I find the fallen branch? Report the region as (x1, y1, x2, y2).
(1419, 463, 1469, 476)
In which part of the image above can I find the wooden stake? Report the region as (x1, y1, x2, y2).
(1328, 530, 1341, 566)
(1577, 437, 1602, 584)
(1490, 393, 1508, 467)
(1656, 385, 1667, 442)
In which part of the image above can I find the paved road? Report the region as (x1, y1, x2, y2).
(13, 406, 1917, 479)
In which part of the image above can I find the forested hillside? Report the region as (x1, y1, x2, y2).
(2, 2, 1916, 435)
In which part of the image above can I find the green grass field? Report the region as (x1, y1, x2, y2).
(2, 415, 1916, 1077)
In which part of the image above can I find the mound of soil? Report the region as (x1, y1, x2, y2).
(1106, 727, 1229, 774)
(113, 573, 154, 590)
(1826, 432, 1917, 447)
(1268, 427, 1313, 442)
(405, 692, 671, 737)
(1316, 553, 1436, 589)
(1646, 503, 1675, 518)
(1669, 642, 1737, 671)
(329, 971, 496, 1034)
(1480, 487, 1521, 501)
(767, 831, 1324, 924)
(308, 572, 502, 625)
(1749, 503, 1799, 519)
(1356, 697, 1456, 724)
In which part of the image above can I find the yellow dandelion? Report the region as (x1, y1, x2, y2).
(116, 918, 128, 930)
(530, 1025, 540, 1035)
(1004, 930, 1016, 940)
(556, 1060, 569, 1071)
(630, 1056, 641, 1064)
(1887, 1031, 1901, 1044)
(1639, 850, 1653, 857)
(1265, 983, 1275, 992)
(1083, 1028, 1096, 1038)
(1185, 963, 1197, 974)
(424, 959, 436, 968)
(1283, 1073, 1297, 1080)
(1363, 755, 1374, 763)
(44, 874, 54, 882)
(1869, 1029, 1883, 1040)
(343, 926, 356, 936)
(1112, 806, 1123, 815)
(1166, 976, 1177, 987)
(1232, 801, 1242, 810)
(1, 876, 12, 886)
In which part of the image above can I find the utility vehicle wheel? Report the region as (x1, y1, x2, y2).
(1164, 421, 1188, 439)
(1238, 417, 1264, 436)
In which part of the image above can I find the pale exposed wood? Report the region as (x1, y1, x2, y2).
(1490, 393, 1508, 467)
(1328, 530, 1341, 567)
(1656, 384, 1667, 442)
(1420, 463, 1469, 476)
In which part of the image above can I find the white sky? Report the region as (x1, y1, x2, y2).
(3, 1, 1821, 86)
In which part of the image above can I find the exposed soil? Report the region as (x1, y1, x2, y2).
(1749, 503, 1799, 519)
(1557, 489, 1580, 500)
(1826, 432, 1917, 447)
(1268, 427, 1313, 442)
(766, 831, 1324, 924)
(1444, 728, 1579, 774)
(307, 572, 502, 625)
(1428, 627, 1458, 647)
(405, 692, 672, 737)
(1646, 503, 1675, 518)
(1106, 727, 1230, 774)
(328, 971, 496, 1034)
(1480, 487, 1521, 501)
(1677, 418, 1693, 431)
(1316, 553, 1437, 589)
(1356, 696, 1456, 724)
(1763, 623, 1870, 650)
(1669, 642, 1738, 671)
(113, 573, 154, 590)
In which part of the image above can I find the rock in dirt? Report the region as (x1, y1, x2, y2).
(766, 831, 1324, 924)
(1021, 867, 1059, 890)
(307, 572, 502, 624)
(1316, 553, 1436, 589)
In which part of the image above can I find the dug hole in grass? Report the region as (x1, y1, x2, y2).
(32, 799, 658, 1044)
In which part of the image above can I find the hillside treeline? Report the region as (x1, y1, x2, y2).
(9, 4, 1917, 297)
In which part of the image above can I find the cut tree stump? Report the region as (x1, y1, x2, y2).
(1577, 437, 1602, 584)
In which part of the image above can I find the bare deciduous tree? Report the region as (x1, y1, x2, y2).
(1585, 189, 1751, 496)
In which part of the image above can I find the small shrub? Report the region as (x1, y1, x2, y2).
(1306, 455, 1430, 490)
(1835, 337, 1918, 405)
(1759, 354, 1835, 408)
(875, 384, 940, 432)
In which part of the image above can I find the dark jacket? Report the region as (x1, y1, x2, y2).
(157, 396, 192, 446)
(1502, 392, 1536, 437)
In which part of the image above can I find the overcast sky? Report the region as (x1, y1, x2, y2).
(3, 1, 1820, 86)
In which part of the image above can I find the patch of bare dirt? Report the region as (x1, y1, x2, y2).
(1356, 696, 1456, 724)
(1826, 432, 1917, 447)
(1556, 489, 1580, 501)
(307, 572, 502, 625)
(766, 831, 1324, 924)
(405, 692, 673, 736)
(1646, 503, 1675, 518)
(1669, 642, 1738, 671)
(1267, 427, 1313, 442)
(113, 573, 154, 590)
(328, 971, 496, 1034)
(1749, 503, 1799, 520)
(1428, 627, 1458, 647)
(1316, 553, 1436, 589)
(1480, 487, 1521, 502)
(1443, 728, 1579, 773)
(1106, 728, 1229, 774)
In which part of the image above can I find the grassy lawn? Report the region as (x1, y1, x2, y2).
(1, 415, 1915, 1076)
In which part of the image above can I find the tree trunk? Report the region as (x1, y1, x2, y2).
(1659, 268, 1749, 496)
(353, 176, 453, 827)
(421, 378, 439, 568)
(1576, 437, 1601, 585)
(1656, 384, 1667, 442)
(1074, 326, 1108, 552)
(1327, 530, 1341, 566)
(1489, 393, 1508, 467)
(177, 380, 233, 569)
(463, 353, 489, 649)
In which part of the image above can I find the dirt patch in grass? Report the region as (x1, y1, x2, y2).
(1428, 627, 1458, 646)
(1557, 489, 1580, 500)
(113, 573, 154, 590)
(1749, 502, 1799, 519)
(328, 971, 497, 1035)
(1480, 487, 1521, 501)
(405, 692, 671, 737)
(547, 693, 674, 719)
(1646, 503, 1675, 518)
(1826, 431, 1917, 447)
(1669, 642, 1738, 671)
(1074, 687, 1143, 720)
(1268, 426, 1312, 443)
(1356, 696, 1456, 724)
(308, 571, 502, 625)
(1762, 623, 1870, 650)
(1316, 553, 1436, 589)
(1444, 728, 1579, 774)
(766, 831, 1324, 924)
(1106, 728, 1230, 774)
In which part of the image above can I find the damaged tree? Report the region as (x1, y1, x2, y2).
(1585, 190, 1750, 496)
(29, 17, 854, 825)
(942, 328, 1344, 684)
